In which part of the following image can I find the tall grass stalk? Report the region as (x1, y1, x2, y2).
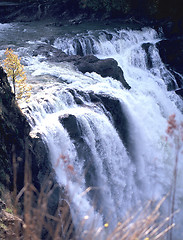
(10, 140, 177, 240)
(166, 114, 183, 240)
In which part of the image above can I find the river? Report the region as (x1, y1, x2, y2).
(0, 20, 183, 239)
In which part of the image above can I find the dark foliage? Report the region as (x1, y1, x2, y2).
(3, 0, 183, 22)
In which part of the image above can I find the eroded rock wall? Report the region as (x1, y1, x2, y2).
(0, 66, 60, 213)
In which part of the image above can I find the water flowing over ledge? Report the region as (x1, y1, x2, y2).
(1, 21, 183, 239)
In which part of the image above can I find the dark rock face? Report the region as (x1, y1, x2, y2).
(141, 42, 179, 91)
(60, 90, 130, 157)
(0, 66, 29, 190)
(0, 66, 59, 217)
(141, 43, 153, 69)
(175, 88, 183, 98)
(157, 38, 183, 88)
(159, 20, 183, 39)
(59, 113, 99, 206)
(94, 94, 130, 150)
(59, 114, 83, 143)
(157, 39, 183, 75)
(1, 66, 33, 189)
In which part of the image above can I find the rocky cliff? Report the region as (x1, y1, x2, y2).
(0, 66, 28, 191)
(0, 66, 50, 192)
(0, 66, 64, 238)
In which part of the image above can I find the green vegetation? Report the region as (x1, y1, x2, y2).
(0, 223, 7, 231)
(2, 0, 183, 22)
(62, 0, 183, 20)
(79, 0, 131, 17)
(4, 207, 13, 214)
(79, 0, 183, 20)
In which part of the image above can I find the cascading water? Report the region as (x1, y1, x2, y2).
(1, 22, 183, 238)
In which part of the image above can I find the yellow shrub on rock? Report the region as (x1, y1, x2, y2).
(2, 48, 31, 101)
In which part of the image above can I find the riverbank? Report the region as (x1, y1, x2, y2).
(1, 0, 183, 38)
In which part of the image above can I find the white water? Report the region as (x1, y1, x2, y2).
(51, 29, 183, 234)
(1, 22, 183, 238)
(0, 23, 12, 31)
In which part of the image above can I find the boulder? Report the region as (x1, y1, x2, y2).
(59, 114, 94, 164)
(75, 55, 131, 89)
(33, 43, 131, 89)
(59, 114, 83, 143)
(141, 43, 153, 69)
(32, 44, 67, 59)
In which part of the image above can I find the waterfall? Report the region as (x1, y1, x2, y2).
(19, 26, 183, 238)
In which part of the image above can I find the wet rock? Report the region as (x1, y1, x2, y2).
(157, 38, 183, 88)
(157, 38, 183, 74)
(33, 44, 131, 89)
(32, 44, 67, 59)
(58, 114, 92, 162)
(75, 55, 131, 89)
(68, 54, 130, 89)
(58, 114, 100, 204)
(94, 94, 130, 149)
(65, 88, 130, 149)
(59, 114, 83, 142)
(0, 65, 53, 189)
(175, 88, 183, 98)
(67, 89, 86, 105)
(141, 42, 153, 69)
(159, 20, 183, 38)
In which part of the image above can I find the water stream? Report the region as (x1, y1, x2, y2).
(0, 21, 183, 239)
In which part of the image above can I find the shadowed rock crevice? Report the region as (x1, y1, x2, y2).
(59, 114, 101, 208)
(157, 38, 183, 91)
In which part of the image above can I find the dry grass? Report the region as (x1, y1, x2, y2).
(8, 143, 176, 240)
(106, 197, 175, 240)
(11, 180, 175, 240)
(71, 195, 175, 240)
